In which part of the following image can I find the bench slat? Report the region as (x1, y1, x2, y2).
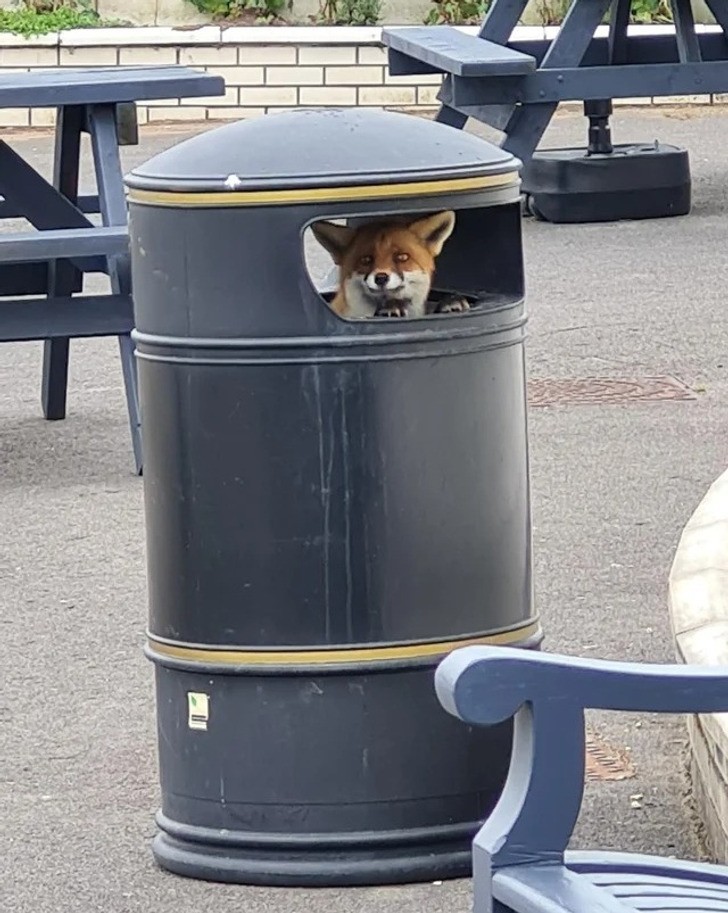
(495, 867, 631, 913)
(382, 27, 537, 77)
(451, 58, 728, 107)
(0, 293, 133, 342)
(0, 194, 99, 219)
(0, 226, 128, 264)
(0, 66, 224, 107)
(0, 262, 82, 296)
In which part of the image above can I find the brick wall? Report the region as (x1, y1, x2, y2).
(0, 25, 724, 129)
(0, 32, 445, 128)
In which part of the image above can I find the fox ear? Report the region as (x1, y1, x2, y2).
(407, 211, 456, 257)
(311, 221, 356, 265)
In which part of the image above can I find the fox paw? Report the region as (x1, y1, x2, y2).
(375, 304, 408, 318)
(436, 295, 471, 314)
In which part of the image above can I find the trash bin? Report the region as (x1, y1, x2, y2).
(125, 108, 541, 887)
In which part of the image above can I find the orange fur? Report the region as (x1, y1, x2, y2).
(312, 212, 456, 319)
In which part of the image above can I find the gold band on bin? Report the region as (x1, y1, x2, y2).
(127, 172, 520, 209)
(147, 620, 541, 667)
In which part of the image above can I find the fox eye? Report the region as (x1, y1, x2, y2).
(394, 252, 409, 263)
(359, 255, 373, 267)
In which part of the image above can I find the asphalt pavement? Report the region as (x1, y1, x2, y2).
(2, 104, 728, 911)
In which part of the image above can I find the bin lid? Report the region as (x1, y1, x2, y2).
(125, 108, 519, 204)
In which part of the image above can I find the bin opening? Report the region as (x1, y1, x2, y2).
(304, 202, 524, 323)
(308, 210, 472, 322)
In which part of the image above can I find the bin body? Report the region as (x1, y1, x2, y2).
(126, 109, 541, 886)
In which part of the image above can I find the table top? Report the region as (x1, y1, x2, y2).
(0, 66, 224, 108)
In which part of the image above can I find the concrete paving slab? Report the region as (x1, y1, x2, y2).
(2, 105, 728, 911)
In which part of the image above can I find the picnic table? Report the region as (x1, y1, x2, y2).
(0, 66, 224, 474)
(383, 0, 728, 222)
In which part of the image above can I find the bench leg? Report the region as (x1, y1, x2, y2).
(87, 103, 142, 475)
(41, 105, 83, 420)
(671, 0, 701, 62)
(609, 0, 631, 63)
(704, 0, 728, 32)
(436, 0, 614, 161)
(499, 0, 614, 162)
(435, 101, 467, 129)
(436, 0, 529, 132)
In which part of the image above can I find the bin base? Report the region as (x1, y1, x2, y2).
(148, 624, 542, 888)
(152, 818, 476, 886)
(522, 142, 691, 223)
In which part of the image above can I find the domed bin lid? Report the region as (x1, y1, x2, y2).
(124, 108, 520, 203)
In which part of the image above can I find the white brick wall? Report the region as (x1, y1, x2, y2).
(60, 46, 117, 65)
(179, 46, 237, 66)
(119, 45, 178, 65)
(0, 46, 58, 67)
(239, 46, 296, 65)
(267, 66, 324, 85)
(299, 86, 357, 105)
(0, 107, 30, 127)
(0, 27, 724, 129)
(299, 46, 356, 65)
(207, 65, 265, 85)
(325, 64, 384, 85)
(239, 85, 298, 106)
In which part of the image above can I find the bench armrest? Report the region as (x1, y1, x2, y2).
(435, 646, 728, 875)
(436, 645, 728, 725)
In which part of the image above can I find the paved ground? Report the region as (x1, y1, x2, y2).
(2, 105, 728, 911)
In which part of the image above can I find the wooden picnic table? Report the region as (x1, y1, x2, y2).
(0, 66, 224, 474)
(383, 0, 728, 174)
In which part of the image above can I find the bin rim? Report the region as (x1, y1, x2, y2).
(126, 170, 520, 208)
(124, 107, 521, 206)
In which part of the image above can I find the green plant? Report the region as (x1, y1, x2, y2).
(428, 0, 674, 27)
(187, 0, 289, 22)
(538, 0, 672, 24)
(0, 0, 105, 36)
(425, 0, 488, 24)
(629, 0, 672, 23)
(317, 0, 381, 25)
(532, 0, 568, 25)
(336, 0, 381, 24)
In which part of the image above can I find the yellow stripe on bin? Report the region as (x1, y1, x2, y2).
(126, 172, 520, 209)
(147, 620, 540, 666)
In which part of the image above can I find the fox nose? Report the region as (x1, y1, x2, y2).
(373, 272, 389, 287)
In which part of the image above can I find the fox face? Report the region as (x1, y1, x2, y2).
(312, 211, 456, 319)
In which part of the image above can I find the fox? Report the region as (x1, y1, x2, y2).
(311, 210, 470, 320)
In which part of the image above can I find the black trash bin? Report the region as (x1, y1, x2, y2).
(125, 108, 541, 888)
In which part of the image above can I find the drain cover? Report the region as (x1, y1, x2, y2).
(528, 375, 696, 407)
(585, 729, 636, 781)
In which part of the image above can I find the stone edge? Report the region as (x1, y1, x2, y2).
(669, 466, 728, 862)
(0, 22, 722, 47)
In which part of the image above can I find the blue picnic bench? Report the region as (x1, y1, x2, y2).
(382, 1, 728, 221)
(0, 66, 224, 474)
(436, 645, 728, 913)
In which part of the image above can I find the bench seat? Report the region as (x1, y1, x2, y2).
(382, 26, 537, 77)
(0, 225, 127, 264)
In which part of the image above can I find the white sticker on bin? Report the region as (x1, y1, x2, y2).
(187, 692, 210, 731)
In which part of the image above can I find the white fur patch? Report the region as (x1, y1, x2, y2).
(365, 272, 403, 293)
(343, 269, 431, 319)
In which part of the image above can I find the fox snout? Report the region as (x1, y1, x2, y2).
(369, 271, 403, 292)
